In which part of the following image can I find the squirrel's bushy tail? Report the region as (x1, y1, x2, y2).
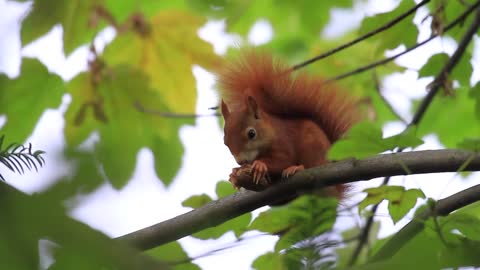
(218, 50, 360, 143)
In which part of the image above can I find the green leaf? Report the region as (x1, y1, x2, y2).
(327, 122, 384, 160)
(427, 0, 478, 40)
(367, 227, 480, 270)
(65, 65, 184, 188)
(358, 0, 418, 54)
(457, 138, 480, 151)
(418, 52, 473, 87)
(249, 196, 337, 252)
(305, 34, 405, 127)
(249, 205, 296, 234)
(327, 122, 423, 160)
(21, 0, 101, 54)
(190, 0, 352, 57)
(394, 229, 480, 268)
(438, 239, 480, 267)
(105, 0, 187, 22)
(185, 182, 251, 240)
(442, 214, 480, 241)
(182, 194, 213, 208)
(415, 88, 480, 148)
(359, 186, 425, 224)
(182, 181, 236, 209)
(358, 188, 388, 212)
(469, 82, 480, 120)
(418, 53, 446, 79)
(0, 59, 64, 145)
(191, 210, 251, 240)
(453, 201, 480, 218)
(147, 241, 200, 270)
(215, 181, 236, 198)
(388, 188, 425, 224)
(336, 222, 381, 267)
(252, 252, 288, 270)
(382, 126, 424, 150)
(358, 185, 406, 211)
(39, 150, 105, 203)
(222, 1, 353, 37)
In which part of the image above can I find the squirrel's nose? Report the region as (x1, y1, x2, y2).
(235, 157, 248, 165)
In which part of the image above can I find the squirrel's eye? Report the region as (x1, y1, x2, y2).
(247, 128, 256, 140)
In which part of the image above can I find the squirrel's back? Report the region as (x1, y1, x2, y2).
(218, 50, 360, 143)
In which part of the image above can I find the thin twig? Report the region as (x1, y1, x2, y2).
(347, 176, 390, 266)
(325, 0, 480, 83)
(291, 0, 430, 71)
(170, 233, 268, 265)
(134, 102, 220, 118)
(372, 72, 408, 124)
(410, 11, 480, 125)
(347, 7, 480, 266)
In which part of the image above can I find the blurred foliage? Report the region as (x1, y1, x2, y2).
(327, 122, 423, 160)
(147, 241, 201, 270)
(359, 186, 425, 224)
(336, 222, 381, 267)
(182, 181, 252, 239)
(249, 196, 337, 252)
(1, 0, 480, 269)
(359, 0, 418, 54)
(0, 59, 64, 145)
(415, 87, 480, 148)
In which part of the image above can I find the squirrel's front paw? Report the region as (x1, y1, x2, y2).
(228, 167, 242, 190)
(252, 160, 268, 184)
(229, 164, 269, 191)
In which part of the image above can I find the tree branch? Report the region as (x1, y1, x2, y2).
(372, 72, 408, 123)
(371, 183, 480, 262)
(134, 101, 220, 118)
(325, 0, 480, 83)
(116, 149, 480, 251)
(347, 7, 480, 265)
(292, 0, 430, 71)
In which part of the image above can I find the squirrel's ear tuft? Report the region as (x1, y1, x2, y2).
(246, 96, 260, 119)
(221, 100, 230, 119)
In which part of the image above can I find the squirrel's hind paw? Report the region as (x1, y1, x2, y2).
(282, 165, 305, 179)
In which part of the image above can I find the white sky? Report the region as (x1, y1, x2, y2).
(1, 0, 479, 269)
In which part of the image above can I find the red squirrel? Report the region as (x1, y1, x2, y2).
(218, 50, 360, 195)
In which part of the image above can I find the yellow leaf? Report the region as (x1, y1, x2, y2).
(103, 10, 222, 113)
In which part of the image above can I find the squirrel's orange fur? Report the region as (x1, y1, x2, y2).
(218, 50, 359, 197)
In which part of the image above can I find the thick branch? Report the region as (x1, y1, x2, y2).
(116, 149, 480, 251)
(371, 183, 480, 261)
